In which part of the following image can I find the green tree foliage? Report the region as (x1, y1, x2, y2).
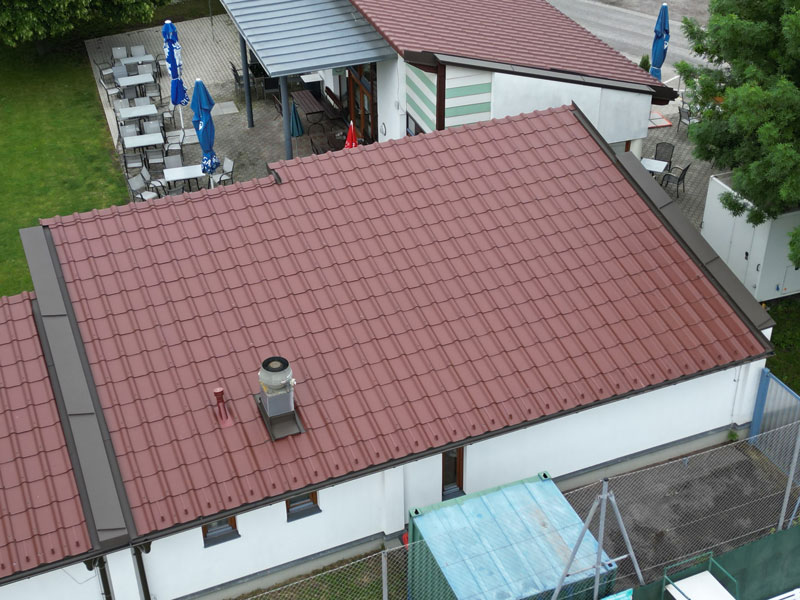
(676, 0, 800, 265)
(0, 0, 166, 47)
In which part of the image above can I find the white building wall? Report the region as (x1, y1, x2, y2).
(142, 471, 389, 599)
(106, 548, 143, 600)
(0, 562, 102, 600)
(403, 454, 442, 515)
(464, 360, 767, 493)
(376, 55, 406, 142)
(702, 174, 800, 301)
(492, 72, 651, 145)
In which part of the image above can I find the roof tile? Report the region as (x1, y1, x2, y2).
(0, 293, 92, 578)
(31, 106, 769, 540)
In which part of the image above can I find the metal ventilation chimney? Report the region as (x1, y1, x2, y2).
(258, 357, 295, 417)
(254, 356, 304, 441)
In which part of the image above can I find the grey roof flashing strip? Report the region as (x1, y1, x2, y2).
(20, 226, 136, 549)
(429, 52, 658, 96)
(565, 112, 775, 339)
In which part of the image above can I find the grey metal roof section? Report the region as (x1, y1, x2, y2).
(222, 0, 395, 77)
(21, 226, 135, 549)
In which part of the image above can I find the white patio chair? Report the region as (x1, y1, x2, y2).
(164, 154, 183, 170)
(131, 45, 147, 57)
(100, 79, 121, 101)
(111, 46, 128, 61)
(127, 173, 158, 202)
(210, 157, 235, 186)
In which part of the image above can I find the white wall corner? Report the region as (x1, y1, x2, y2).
(381, 466, 406, 534)
(106, 548, 144, 600)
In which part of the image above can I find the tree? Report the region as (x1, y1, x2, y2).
(676, 0, 800, 266)
(0, 0, 166, 47)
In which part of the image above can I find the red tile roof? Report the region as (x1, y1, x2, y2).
(42, 106, 766, 537)
(0, 293, 92, 579)
(351, 0, 664, 88)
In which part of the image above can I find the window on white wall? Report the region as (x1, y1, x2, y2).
(442, 448, 464, 500)
(202, 516, 240, 547)
(286, 491, 321, 521)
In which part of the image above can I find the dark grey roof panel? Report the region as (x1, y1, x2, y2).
(222, 0, 395, 77)
(21, 225, 136, 549)
(20, 227, 67, 316)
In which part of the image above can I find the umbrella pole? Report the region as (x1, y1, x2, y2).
(179, 105, 184, 134)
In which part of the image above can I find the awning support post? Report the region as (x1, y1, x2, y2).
(281, 76, 292, 160)
(239, 34, 253, 128)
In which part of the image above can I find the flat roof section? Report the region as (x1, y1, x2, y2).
(222, 0, 395, 77)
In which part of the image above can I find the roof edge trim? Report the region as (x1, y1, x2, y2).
(20, 226, 137, 548)
(567, 107, 775, 340)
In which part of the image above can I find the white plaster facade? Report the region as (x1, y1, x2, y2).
(491, 72, 651, 147)
(702, 174, 800, 302)
(2, 561, 103, 600)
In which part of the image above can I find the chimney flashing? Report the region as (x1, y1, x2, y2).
(254, 392, 305, 440)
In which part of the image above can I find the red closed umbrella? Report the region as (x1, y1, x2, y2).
(344, 120, 358, 149)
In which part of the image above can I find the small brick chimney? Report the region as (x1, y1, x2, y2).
(214, 387, 233, 428)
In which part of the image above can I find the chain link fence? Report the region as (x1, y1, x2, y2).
(235, 421, 800, 600)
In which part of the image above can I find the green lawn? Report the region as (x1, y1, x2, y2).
(0, 41, 127, 297)
(0, 1, 225, 298)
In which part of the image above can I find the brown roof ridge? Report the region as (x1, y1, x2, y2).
(567, 104, 775, 338)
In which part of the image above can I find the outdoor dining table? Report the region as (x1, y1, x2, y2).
(116, 73, 154, 97)
(118, 54, 155, 66)
(640, 158, 668, 175)
(123, 132, 164, 150)
(118, 104, 157, 120)
(164, 164, 205, 190)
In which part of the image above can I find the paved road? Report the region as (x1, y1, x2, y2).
(548, 0, 707, 87)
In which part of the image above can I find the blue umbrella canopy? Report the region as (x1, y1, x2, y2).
(649, 3, 670, 81)
(162, 20, 189, 107)
(290, 101, 304, 138)
(191, 79, 220, 174)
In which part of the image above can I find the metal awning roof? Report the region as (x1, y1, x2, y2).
(222, 0, 395, 77)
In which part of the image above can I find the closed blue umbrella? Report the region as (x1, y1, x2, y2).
(290, 101, 304, 138)
(649, 3, 670, 81)
(162, 20, 189, 130)
(191, 78, 220, 175)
